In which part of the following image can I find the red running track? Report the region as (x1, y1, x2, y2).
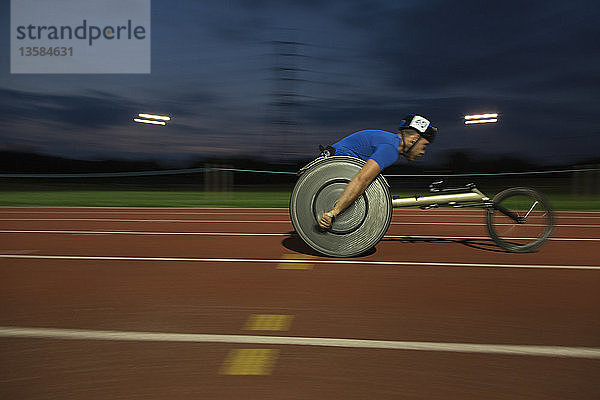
(0, 207, 599, 399)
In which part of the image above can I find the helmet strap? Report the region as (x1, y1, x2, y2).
(400, 130, 422, 159)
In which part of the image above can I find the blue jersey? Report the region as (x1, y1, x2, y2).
(332, 129, 401, 170)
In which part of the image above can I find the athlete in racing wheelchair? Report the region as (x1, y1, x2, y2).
(318, 115, 437, 230)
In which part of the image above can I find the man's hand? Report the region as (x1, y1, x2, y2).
(316, 159, 381, 231)
(318, 211, 335, 230)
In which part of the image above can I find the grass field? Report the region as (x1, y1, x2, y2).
(0, 190, 598, 210)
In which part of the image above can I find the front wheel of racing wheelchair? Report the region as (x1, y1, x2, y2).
(486, 187, 555, 253)
(289, 156, 393, 257)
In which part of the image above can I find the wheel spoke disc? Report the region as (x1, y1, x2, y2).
(290, 156, 392, 257)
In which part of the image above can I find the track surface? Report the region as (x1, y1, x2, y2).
(1, 207, 599, 399)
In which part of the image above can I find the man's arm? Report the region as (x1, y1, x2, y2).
(318, 158, 381, 229)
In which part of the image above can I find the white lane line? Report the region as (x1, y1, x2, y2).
(0, 218, 286, 223)
(1, 207, 598, 215)
(385, 234, 600, 242)
(0, 218, 597, 228)
(392, 222, 600, 228)
(0, 326, 598, 359)
(3, 211, 600, 222)
(0, 230, 286, 236)
(0, 207, 290, 210)
(0, 254, 598, 270)
(0, 231, 599, 242)
(0, 211, 291, 216)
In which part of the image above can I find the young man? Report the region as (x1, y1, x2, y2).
(318, 114, 437, 230)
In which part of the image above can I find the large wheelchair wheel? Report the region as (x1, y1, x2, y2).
(486, 187, 554, 253)
(289, 156, 393, 257)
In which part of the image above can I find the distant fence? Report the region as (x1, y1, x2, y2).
(203, 164, 234, 192)
(1, 165, 599, 195)
(571, 164, 600, 196)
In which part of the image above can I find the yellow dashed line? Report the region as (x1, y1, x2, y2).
(220, 349, 279, 375)
(244, 314, 294, 331)
(277, 253, 316, 269)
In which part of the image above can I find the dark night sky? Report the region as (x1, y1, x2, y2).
(1, 0, 599, 167)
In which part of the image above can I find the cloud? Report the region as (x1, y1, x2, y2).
(0, 85, 227, 129)
(360, 0, 600, 96)
(0, 88, 138, 128)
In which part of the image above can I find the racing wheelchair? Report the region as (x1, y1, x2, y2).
(289, 156, 554, 257)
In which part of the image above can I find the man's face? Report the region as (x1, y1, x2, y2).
(403, 133, 430, 161)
